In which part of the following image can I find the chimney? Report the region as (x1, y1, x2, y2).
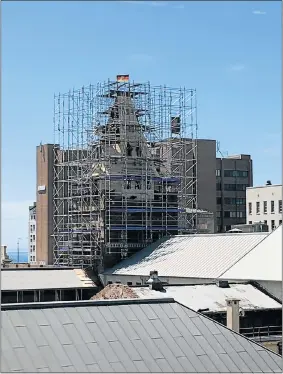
(266, 180, 272, 186)
(226, 298, 240, 333)
(147, 270, 164, 291)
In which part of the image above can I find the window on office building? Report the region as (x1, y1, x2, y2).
(216, 211, 221, 218)
(271, 200, 275, 213)
(216, 169, 221, 177)
(248, 202, 252, 215)
(236, 211, 245, 218)
(263, 201, 267, 214)
(279, 200, 282, 213)
(223, 170, 249, 178)
(216, 183, 222, 191)
(279, 220, 282, 226)
(217, 197, 222, 205)
(256, 202, 260, 214)
(271, 220, 275, 230)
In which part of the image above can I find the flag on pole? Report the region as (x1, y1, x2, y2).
(116, 74, 130, 82)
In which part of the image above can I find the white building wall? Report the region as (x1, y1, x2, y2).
(246, 184, 282, 231)
(28, 203, 36, 262)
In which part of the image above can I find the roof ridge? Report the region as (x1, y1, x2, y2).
(217, 229, 271, 278)
(1, 297, 175, 311)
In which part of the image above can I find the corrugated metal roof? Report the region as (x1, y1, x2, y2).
(1, 299, 281, 373)
(220, 225, 282, 281)
(1, 269, 96, 291)
(104, 232, 267, 278)
(134, 283, 282, 312)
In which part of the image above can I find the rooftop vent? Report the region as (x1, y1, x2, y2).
(147, 270, 164, 291)
(217, 280, 230, 288)
(266, 180, 272, 185)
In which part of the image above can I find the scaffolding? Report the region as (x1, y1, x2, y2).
(53, 78, 198, 269)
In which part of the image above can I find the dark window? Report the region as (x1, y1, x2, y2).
(224, 170, 248, 178)
(271, 220, 275, 230)
(224, 183, 246, 191)
(279, 220, 282, 226)
(216, 183, 222, 191)
(279, 200, 282, 213)
(249, 221, 252, 224)
(135, 181, 141, 190)
(136, 147, 142, 157)
(224, 211, 230, 218)
(224, 197, 246, 205)
(217, 197, 222, 205)
(126, 143, 133, 157)
(271, 200, 275, 213)
(256, 202, 260, 214)
(263, 201, 267, 214)
(224, 184, 236, 191)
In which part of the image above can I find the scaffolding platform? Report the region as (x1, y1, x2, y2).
(53, 77, 198, 269)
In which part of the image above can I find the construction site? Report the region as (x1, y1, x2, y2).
(52, 75, 198, 270)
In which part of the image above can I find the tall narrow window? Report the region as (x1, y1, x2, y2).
(248, 202, 252, 215)
(126, 143, 133, 157)
(256, 202, 260, 214)
(271, 200, 275, 213)
(263, 201, 267, 214)
(279, 200, 282, 213)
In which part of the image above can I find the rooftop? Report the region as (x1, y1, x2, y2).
(220, 225, 282, 282)
(1, 268, 97, 291)
(133, 283, 282, 313)
(247, 184, 282, 189)
(1, 298, 282, 373)
(103, 232, 267, 279)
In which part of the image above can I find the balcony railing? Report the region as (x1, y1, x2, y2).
(240, 325, 282, 341)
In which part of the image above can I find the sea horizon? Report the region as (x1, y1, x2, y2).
(6, 251, 28, 263)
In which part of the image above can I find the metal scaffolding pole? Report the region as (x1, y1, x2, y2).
(53, 77, 198, 270)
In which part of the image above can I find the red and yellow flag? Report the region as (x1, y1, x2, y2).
(116, 74, 130, 82)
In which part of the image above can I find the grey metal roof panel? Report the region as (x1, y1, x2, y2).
(1, 299, 282, 373)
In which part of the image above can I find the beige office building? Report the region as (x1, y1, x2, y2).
(246, 182, 282, 231)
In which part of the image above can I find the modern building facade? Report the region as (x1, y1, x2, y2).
(216, 154, 253, 232)
(246, 182, 282, 231)
(28, 202, 37, 262)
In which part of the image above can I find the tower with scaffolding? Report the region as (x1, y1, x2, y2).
(53, 76, 198, 270)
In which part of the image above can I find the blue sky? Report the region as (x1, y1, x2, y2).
(2, 1, 281, 250)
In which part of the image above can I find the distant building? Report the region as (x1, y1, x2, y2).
(230, 221, 269, 233)
(1, 245, 11, 265)
(246, 182, 282, 232)
(185, 208, 215, 233)
(28, 202, 36, 262)
(216, 154, 253, 232)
